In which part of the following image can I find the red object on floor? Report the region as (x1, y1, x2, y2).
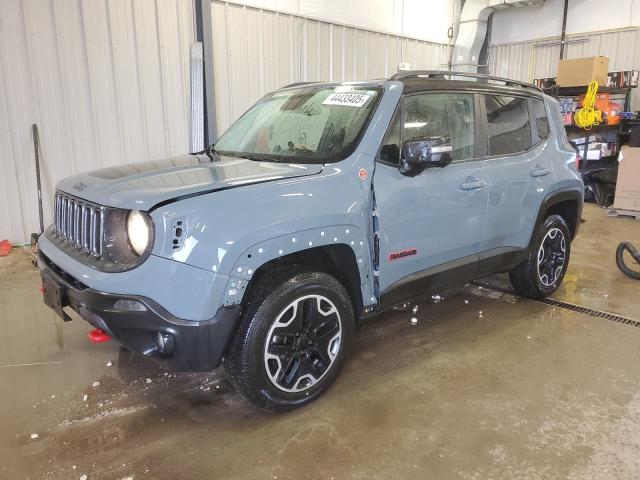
(0, 240, 11, 257)
(88, 328, 111, 343)
(38, 284, 44, 294)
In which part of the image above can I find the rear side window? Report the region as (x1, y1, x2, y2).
(484, 95, 532, 156)
(530, 99, 550, 140)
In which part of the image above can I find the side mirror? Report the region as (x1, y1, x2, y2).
(399, 137, 452, 177)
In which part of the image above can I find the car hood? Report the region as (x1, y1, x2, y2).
(56, 154, 324, 210)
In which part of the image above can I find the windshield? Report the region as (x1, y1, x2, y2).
(214, 85, 382, 164)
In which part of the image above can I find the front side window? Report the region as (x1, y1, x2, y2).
(484, 95, 532, 156)
(215, 86, 381, 164)
(378, 110, 401, 165)
(530, 99, 550, 140)
(402, 93, 475, 162)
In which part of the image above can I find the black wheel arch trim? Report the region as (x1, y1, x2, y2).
(531, 187, 583, 247)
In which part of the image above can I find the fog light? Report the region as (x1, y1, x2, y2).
(155, 331, 175, 355)
(113, 299, 147, 312)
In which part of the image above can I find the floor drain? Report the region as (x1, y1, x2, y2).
(473, 281, 640, 328)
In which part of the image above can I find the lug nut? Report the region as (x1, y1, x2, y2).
(155, 332, 175, 356)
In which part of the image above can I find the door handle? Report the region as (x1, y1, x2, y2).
(460, 180, 487, 190)
(531, 167, 551, 177)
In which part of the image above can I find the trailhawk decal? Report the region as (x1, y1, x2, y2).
(388, 248, 417, 262)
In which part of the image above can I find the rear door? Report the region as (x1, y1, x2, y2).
(373, 91, 490, 305)
(478, 94, 556, 267)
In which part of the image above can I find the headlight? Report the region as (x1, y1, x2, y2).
(127, 210, 151, 256)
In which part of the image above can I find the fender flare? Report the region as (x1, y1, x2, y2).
(217, 225, 375, 309)
(529, 188, 583, 251)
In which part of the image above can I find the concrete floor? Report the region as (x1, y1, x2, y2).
(1, 203, 640, 480)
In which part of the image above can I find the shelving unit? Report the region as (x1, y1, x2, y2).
(541, 85, 633, 174)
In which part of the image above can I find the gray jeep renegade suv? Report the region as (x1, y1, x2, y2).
(39, 71, 583, 411)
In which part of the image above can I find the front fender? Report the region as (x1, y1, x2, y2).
(150, 156, 378, 310)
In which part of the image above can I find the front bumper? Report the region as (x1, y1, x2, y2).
(39, 252, 241, 371)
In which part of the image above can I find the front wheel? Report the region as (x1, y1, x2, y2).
(510, 214, 571, 299)
(224, 268, 355, 412)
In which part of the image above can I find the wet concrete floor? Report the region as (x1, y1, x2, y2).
(1, 204, 640, 479)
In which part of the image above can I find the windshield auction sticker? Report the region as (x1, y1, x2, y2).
(323, 91, 373, 107)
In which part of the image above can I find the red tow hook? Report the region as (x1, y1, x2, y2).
(88, 328, 111, 343)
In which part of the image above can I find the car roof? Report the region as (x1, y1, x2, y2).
(398, 77, 544, 98)
(279, 71, 545, 100)
(392, 70, 544, 98)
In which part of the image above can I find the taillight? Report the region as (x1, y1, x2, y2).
(575, 154, 581, 169)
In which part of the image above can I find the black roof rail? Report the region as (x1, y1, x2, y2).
(389, 70, 542, 93)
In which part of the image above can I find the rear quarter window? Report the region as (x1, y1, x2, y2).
(530, 99, 550, 140)
(484, 95, 532, 156)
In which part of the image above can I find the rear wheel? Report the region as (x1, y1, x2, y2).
(510, 214, 571, 299)
(225, 267, 354, 412)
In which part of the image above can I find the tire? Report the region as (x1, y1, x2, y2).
(509, 214, 571, 299)
(224, 267, 355, 412)
(616, 242, 640, 280)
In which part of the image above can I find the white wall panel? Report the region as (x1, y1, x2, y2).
(492, 0, 640, 45)
(211, 0, 451, 133)
(220, 0, 456, 44)
(489, 27, 640, 110)
(490, 29, 640, 80)
(0, 0, 194, 244)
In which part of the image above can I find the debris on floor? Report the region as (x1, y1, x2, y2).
(410, 317, 418, 325)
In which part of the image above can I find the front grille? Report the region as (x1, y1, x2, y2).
(53, 192, 103, 257)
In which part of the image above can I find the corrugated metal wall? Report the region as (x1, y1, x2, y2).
(211, 0, 451, 133)
(489, 27, 640, 108)
(0, 0, 195, 244)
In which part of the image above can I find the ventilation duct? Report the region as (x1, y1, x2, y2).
(451, 0, 545, 73)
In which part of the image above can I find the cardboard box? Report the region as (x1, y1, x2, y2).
(614, 146, 640, 211)
(557, 56, 609, 87)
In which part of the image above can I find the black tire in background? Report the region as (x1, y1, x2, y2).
(616, 242, 640, 280)
(510, 214, 571, 299)
(224, 267, 355, 412)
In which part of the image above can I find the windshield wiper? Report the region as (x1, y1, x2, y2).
(206, 144, 221, 162)
(192, 144, 221, 162)
(236, 153, 280, 163)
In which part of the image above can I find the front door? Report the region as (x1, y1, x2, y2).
(373, 91, 489, 306)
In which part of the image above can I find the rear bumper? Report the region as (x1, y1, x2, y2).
(39, 252, 241, 371)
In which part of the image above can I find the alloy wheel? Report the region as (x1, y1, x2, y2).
(537, 227, 566, 287)
(264, 295, 342, 393)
